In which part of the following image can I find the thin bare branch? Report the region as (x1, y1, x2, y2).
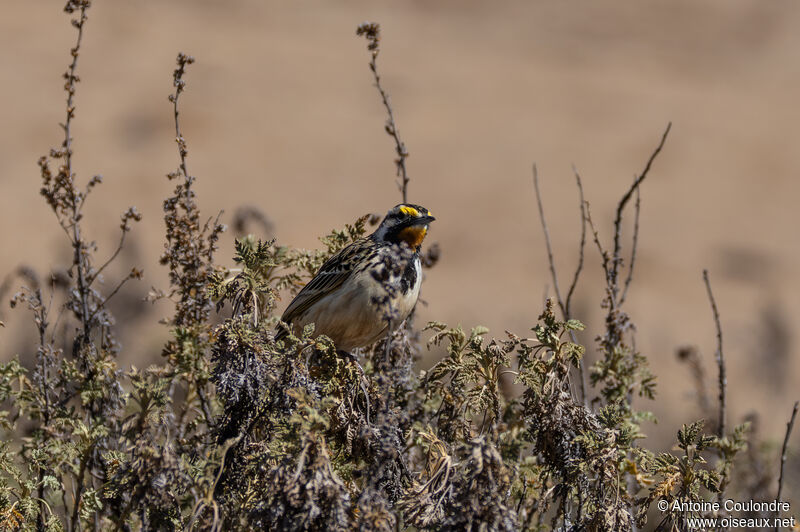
(357, 22, 410, 203)
(702, 269, 726, 438)
(619, 183, 640, 306)
(90, 268, 140, 320)
(584, 201, 612, 288)
(169, 53, 195, 182)
(532, 164, 565, 318)
(90, 229, 127, 284)
(565, 166, 587, 317)
(612, 123, 671, 264)
(196, 384, 215, 429)
(533, 164, 588, 404)
(775, 401, 799, 531)
(611, 122, 671, 303)
(676, 346, 712, 417)
(63, 2, 93, 343)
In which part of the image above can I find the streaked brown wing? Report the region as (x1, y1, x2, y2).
(279, 240, 365, 326)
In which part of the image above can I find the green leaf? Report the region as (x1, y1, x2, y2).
(565, 319, 585, 331)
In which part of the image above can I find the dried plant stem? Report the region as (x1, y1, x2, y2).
(532, 164, 587, 404)
(70, 442, 95, 532)
(775, 401, 798, 531)
(611, 122, 671, 305)
(163, 53, 225, 335)
(532, 165, 565, 317)
(357, 22, 410, 202)
(566, 166, 587, 316)
(702, 269, 726, 438)
(197, 384, 214, 428)
(170, 53, 195, 182)
(55, 4, 99, 529)
(63, 3, 92, 343)
(676, 346, 712, 417)
(90, 226, 128, 284)
(584, 202, 613, 307)
(31, 289, 54, 532)
(619, 185, 640, 305)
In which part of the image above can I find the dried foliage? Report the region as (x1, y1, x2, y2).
(0, 5, 796, 532)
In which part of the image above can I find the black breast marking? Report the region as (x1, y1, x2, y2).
(400, 257, 418, 294)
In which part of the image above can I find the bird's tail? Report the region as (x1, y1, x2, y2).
(273, 321, 290, 344)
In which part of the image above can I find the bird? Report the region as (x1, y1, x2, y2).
(275, 203, 434, 352)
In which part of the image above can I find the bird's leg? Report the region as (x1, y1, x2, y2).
(338, 350, 371, 425)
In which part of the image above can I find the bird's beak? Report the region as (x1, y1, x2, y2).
(400, 214, 435, 229)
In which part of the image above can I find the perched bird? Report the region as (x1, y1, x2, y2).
(275, 204, 434, 352)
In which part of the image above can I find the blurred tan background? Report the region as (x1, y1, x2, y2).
(1, 0, 799, 456)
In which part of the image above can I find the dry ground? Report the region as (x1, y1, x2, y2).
(1, 1, 799, 463)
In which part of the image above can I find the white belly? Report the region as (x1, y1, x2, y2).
(296, 257, 421, 351)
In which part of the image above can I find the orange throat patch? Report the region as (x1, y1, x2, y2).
(397, 226, 427, 249)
